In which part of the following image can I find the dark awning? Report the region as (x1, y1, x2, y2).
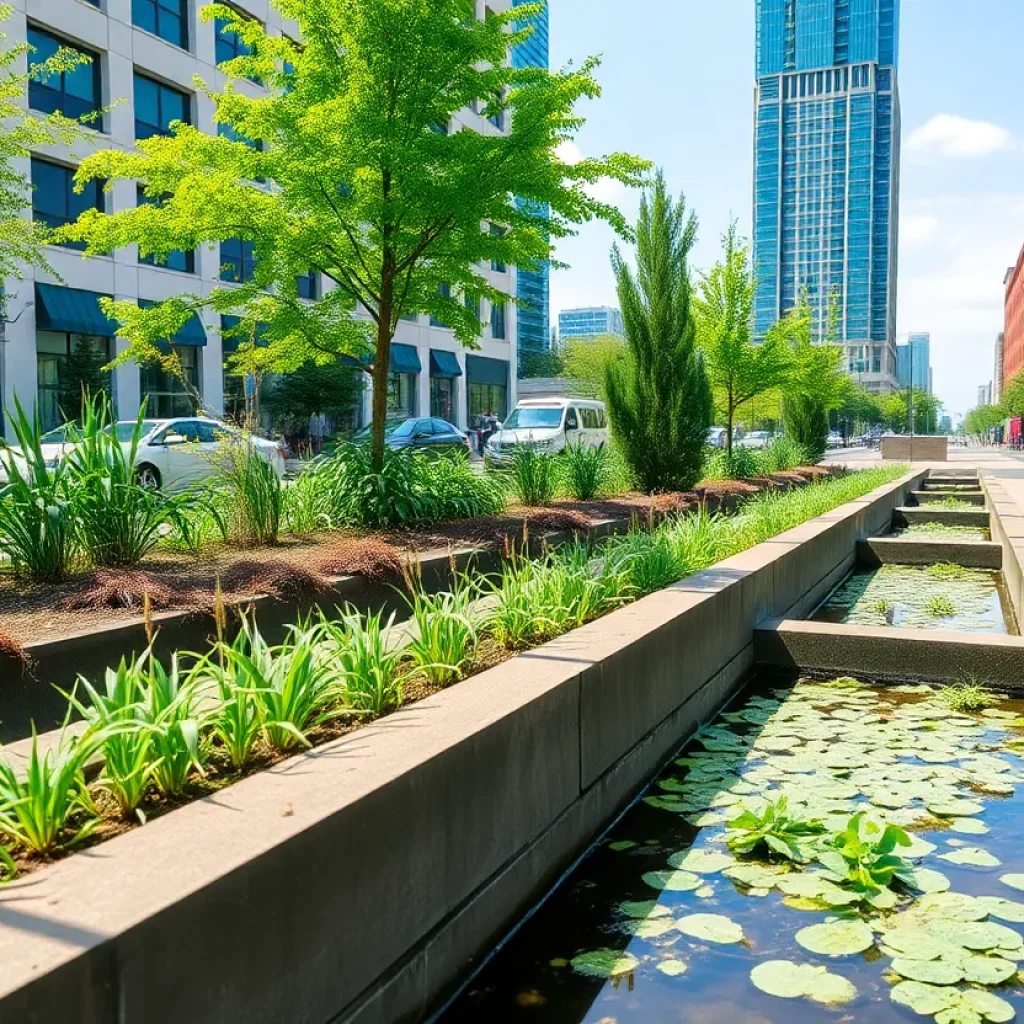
(466, 354, 508, 387)
(35, 284, 117, 338)
(220, 315, 268, 354)
(390, 343, 422, 375)
(138, 299, 206, 347)
(429, 349, 462, 378)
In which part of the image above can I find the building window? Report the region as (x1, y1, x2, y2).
(132, 0, 188, 50)
(387, 373, 416, 418)
(36, 332, 113, 431)
(430, 284, 451, 328)
(220, 238, 257, 282)
(31, 159, 103, 250)
(27, 27, 102, 123)
(136, 186, 194, 273)
(491, 301, 506, 340)
(468, 382, 506, 430)
(490, 223, 506, 272)
(134, 72, 190, 140)
(430, 377, 454, 421)
(215, 7, 257, 68)
(140, 346, 200, 418)
(296, 271, 319, 300)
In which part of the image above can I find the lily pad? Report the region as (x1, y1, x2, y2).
(570, 949, 640, 979)
(795, 920, 874, 956)
(620, 917, 675, 939)
(724, 864, 785, 889)
(1000, 874, 1024, 893)
(656, 959, 688, 977)
(667, 849, 734, 875)
(955, 988, 1015, 1023)
(902, 868, 952, 894)
(749, 960, 858, 1005)
(949, 818, 990, 836)
(676, 913, 744, 944)
(976, 896, 1024, 924)
(891, 980, 960, 1017)
(618, 900, 671, 920)
(959, 954, 1019, 986)
(608, 840, 637, 852)
(890, 957, 964, 985)
(928, 798, 986, 817)
(938, 848, 1001, 868)
(643, 870, 702, 892)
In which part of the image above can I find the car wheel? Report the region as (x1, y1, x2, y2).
(136, 464, 161, 491)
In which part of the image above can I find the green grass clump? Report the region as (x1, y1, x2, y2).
(873, 599, 895, 618)
(927, 562, 971, 581)
(940, 682, 998, 713)
(935, 496, 976, 510)
(923, 594, 957, 618)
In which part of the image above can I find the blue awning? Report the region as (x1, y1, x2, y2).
(466, 355, 508, 387)
(429, 349, 462, 379)
(138, 299, 206, 346)
(35, 284, 117, 338)
(390, 343, 422, 375)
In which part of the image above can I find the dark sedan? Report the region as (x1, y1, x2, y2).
(356, 417, 470, 455)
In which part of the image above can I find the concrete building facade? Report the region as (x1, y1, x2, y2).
(753, 0, 902, 394)
(3, 0, 517, 437)
(557, 306, 625, 342)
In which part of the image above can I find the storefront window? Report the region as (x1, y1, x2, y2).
(387, 372, 416, 418)
(36, 331, 113, 430)
(430, 376, 454, 422)
(140, 345, 200, 418)
(468, 381, 507, 430)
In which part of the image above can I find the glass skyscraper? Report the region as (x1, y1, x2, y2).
(896, 332, 931, 393)
(512, 0, 551, 368)
(754, 0, 901, 393)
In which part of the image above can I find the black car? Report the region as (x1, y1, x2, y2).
(356, 417, 470, 455)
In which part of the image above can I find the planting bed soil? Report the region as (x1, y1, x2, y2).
(813, 565, 1016, 635)
(0, 469, 830, 649)
(441, 676, 1024, 1024)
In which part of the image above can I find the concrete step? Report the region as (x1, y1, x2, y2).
(925, 476, 980, 488)
(911, 490, 986, 506)
(894, 506, 990, 528)
(755, 618, 1024, 688)
(858, 537, 1002, 570)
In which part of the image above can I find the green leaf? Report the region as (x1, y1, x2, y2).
(643, 870, 702, 892)
(1000, 873, 1024, 893)
(891, 980, 961, 1017)
(749, 960, 857, 1005)
(795, 920, 874, 956)
(570, 949, 640, 979)
(675, 913, 744, 944)
(667, 849, 734, 874)
(938, 847, 1001, 868)
(890, 957, 964, 985)
(656, 959, 688, 977)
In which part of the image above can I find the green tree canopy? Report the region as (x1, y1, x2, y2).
(560, 334, 625, 401)
(879, 389, 943, 435)
(605, 172, 712, 493)
(694, 224, 792, 457)
(59, 0, 647, 466)
(964, 404, 1004, 437)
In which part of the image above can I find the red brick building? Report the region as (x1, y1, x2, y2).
(1004, 253, 1024, 439)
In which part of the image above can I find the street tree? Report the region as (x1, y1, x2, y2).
(59, 0, 647, 468)
(605, 172, 712, 493)
(560, 333, 625, 401)
(694, 224, 792, 459)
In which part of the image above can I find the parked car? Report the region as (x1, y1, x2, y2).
(706, 427, 729, 449)
(736, 431, 774, 450)
(353, 417, 470, 456)
(826, 431, 845, 449)
(484, 398, 609, 467)
(0, 417, 286, 491)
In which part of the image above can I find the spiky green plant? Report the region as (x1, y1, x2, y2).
(560, 441, 609, 501)
(508, 444, 558, 507)
(403, 582, 480, 688)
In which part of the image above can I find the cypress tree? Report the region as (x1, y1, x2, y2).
(605, 173, 712, 493)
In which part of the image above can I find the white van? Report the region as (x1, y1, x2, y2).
(484, 398, 610, 467)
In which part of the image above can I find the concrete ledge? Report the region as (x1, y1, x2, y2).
(982, 475, 1024, 628)
(755, 618, 1024, 688)
(894, 506, 991, 528)
(858, 537, 1003, 570)
(881, 435, 949, 461)
(0, 469, 927, 1024)
(911, 490, 986, 506)
(926, 475, 980, 487)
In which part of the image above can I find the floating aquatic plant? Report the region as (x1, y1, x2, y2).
(924, 594, 957, 618)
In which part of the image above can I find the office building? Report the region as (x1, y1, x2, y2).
(558, 306, 625, 342)
(512, 0, 550, 370)
(939, 415, 952, 435)
(753, 0, 902, 393)
(2, 0, 517, 436)
(994, 332, 1005, 405)
(978, 384, 992, 409)
(895, 332, 931, 392)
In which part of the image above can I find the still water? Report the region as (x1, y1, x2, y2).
(440, 678, 1024, 1024)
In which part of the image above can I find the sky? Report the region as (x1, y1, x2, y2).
(548, 0, 1024, 419)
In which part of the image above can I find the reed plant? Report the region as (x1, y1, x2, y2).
(560, 442, 610, 501)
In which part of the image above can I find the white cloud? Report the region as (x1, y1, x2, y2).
(907, 114, 1011, 159)
(901, 213, 939, 247)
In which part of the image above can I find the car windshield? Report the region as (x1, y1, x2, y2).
(111, 421, 160, 442)
(40, 426, 69, 444)
(503, 408, 563, 430)
(355, 420, 414, 439)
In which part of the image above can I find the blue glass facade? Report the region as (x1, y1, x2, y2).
(896, 332, 931, 392)
(512, 0, 551, 367)
(754, 0, 901, 391)
(558, 307, 625, 341)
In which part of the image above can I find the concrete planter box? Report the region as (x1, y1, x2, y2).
(0, 470, 924, 1024)
(881, 435, 949, 461)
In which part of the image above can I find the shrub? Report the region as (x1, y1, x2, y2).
(65, 397, 203, 567)
(560, 441, 610, 501)
(209, 435, 282, 546)
(755, 436, 810, 474)
(509, 445, 558, 507)
(418, 453, 505, 521)
(282, 466, 332, 534)
(703, 445, 759, 482)
(403, 579, 480, 687)
(0, 397, 76, 581)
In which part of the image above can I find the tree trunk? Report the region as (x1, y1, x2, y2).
(726, 394, 735, 460)
(370, 315, 392, 472)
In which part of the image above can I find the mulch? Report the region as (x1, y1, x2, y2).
(0, 467, 833, 649)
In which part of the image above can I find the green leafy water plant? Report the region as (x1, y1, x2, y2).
(725, 796, 826, 862)
(927, 562, 971, 581)
(816, 812, 912, 900)
(924, 594, 957, 618)
(940, 682, 998, 713)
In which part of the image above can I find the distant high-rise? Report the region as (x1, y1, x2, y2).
(896, 332, 931, 392)
(512, 0, 550, 369)
(754, 0, 902, 394)
(558, 306, 625, 342)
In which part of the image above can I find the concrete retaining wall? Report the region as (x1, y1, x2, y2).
(857, 537, 1003, 570)
(982, 475, 1024, 627)
(0, 470, 925, 1024)
(881, 435, 949, 461)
